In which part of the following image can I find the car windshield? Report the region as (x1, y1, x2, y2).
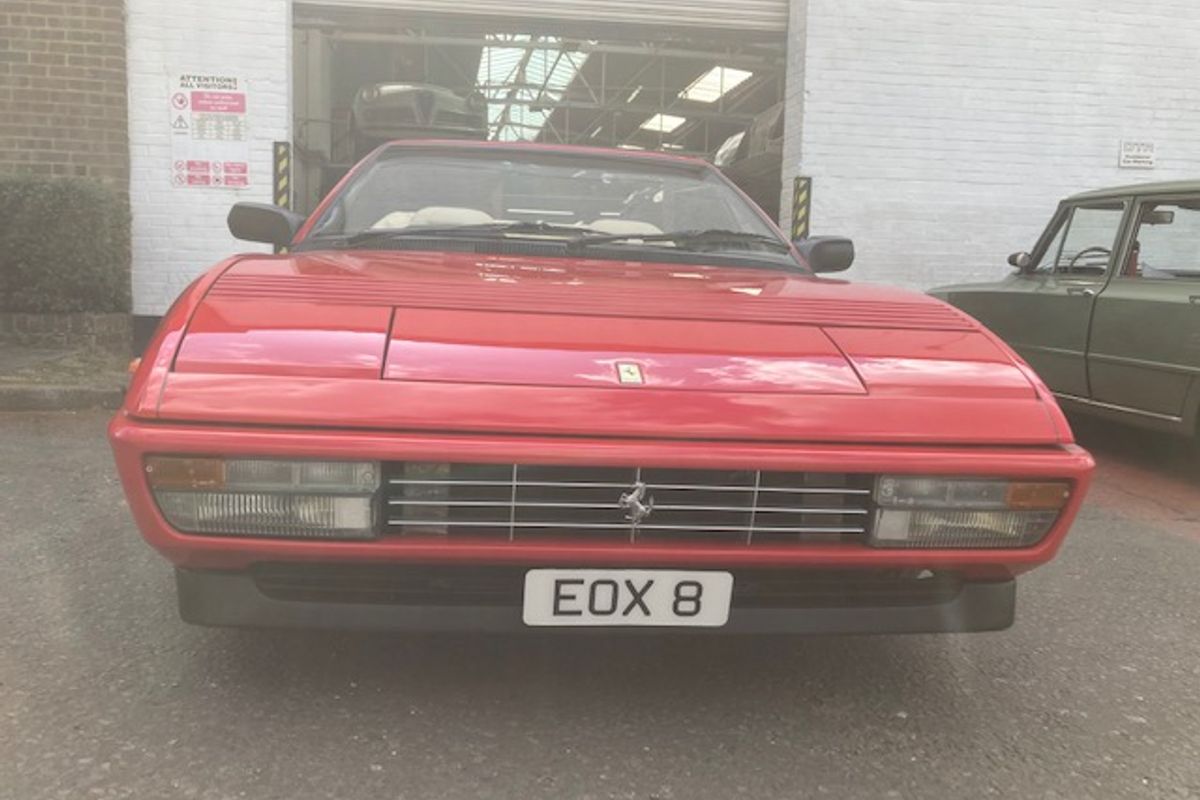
(304, 148, 791, 264)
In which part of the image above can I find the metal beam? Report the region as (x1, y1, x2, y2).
(532, 99, 757, 123)
(489, 38, 538, 140)
(307, 29, 780, 70)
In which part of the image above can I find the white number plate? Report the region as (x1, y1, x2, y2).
(522, 569, 733, 627)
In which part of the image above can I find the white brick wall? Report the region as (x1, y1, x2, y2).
(126, 0, 291, 315)
(782, 0, 1200, 289)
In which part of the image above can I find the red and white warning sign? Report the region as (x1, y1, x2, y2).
(169, 73, 250, 189)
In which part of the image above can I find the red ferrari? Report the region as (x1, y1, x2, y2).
(109, 141, 1093, 633)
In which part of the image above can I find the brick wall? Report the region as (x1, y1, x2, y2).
(782, 0, 1200, 290)
(0, 0, 129, 186)
(126, 0, 291, 316)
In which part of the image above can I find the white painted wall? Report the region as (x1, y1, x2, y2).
(783, 0, 1200, 290)
(124, 0, 1200, 309)
(126, 0, 291, 315)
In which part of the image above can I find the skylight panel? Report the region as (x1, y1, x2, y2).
(678, 66, 753, 103)
(639, 113, 686, 134)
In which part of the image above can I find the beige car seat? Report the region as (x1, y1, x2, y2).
(410, 206, 494, 227)
(586, 219, 663, 236)
(586, 219, 670, 244)
(370, 211, 414, 229)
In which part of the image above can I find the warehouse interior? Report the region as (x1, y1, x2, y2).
(291, 3, 788, 217)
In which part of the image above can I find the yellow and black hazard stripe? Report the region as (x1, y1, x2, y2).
(791, 176, 811, 240)
(273, 141, 292, 254)
(273, 141, 292, 210)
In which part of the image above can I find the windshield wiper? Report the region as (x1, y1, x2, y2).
(324, 221, 602, 249)
(564, 228, 791, 254)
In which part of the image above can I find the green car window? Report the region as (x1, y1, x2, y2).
(1128, 201, 1200, 280)
(1044, 203, 1126, 276)
(1033, 219, 1068, 273)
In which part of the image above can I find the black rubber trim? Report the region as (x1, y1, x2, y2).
(175, 568, 1015, 635)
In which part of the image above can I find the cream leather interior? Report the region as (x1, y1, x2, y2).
(586, 219, 664, 236)
(371, 211, 414, 229)
(585, 219, 671, 244)
(409, 206, 494, 227)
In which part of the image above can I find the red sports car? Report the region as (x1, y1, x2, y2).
(109, 141, 1093, 633)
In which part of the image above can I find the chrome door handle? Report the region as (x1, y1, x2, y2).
(1066, 287, 1097, 297)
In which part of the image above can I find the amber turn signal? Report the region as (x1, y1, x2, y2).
(145, 456, 226, 490)
(1005, 482, 1070, 510)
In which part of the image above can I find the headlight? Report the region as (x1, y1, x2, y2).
(871, 476, 1070, 548)
(146, 457, 379, 539)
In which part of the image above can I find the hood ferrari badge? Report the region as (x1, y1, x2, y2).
(616, 362, 644, 385)
(618, 481, 655, 533)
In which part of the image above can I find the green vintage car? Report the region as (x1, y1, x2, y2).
(931, 180, 1200, 436)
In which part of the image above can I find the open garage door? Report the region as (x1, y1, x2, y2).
(304, 0, 788, 34)
(293, 3, 788, 217)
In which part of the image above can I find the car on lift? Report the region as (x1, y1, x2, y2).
(318, 82, 489, 197)
(350, 82, 487, 158)
(109, 141, 1092, 634)
(930, 180, 1200, 438)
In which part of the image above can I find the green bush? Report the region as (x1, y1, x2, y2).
(0, 177, 131, 313)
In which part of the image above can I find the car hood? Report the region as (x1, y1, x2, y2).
(155, 250, 1063, 444)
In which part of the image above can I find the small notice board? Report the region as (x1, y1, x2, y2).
(169, 73, 250, 188)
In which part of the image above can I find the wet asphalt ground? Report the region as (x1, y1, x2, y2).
(3, 410, 1200, 799)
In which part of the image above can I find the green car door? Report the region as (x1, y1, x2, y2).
(1087, 195, 1200, 420)
(935, 200, 1128, 398)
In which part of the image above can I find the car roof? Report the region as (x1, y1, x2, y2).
(1067, 179, 1200, 202)
(377, 139, 712, 169)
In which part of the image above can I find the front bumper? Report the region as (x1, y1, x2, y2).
(176, 566, 1016, 634)
(109, 415, 1093, 575)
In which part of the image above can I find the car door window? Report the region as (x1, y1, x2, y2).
(1124, 200, 1200, 280)
(1032, 218, 1067, 273)
(1038, 202, 1126, 276)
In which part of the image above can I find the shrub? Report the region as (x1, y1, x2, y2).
(0, 177, 131, 313)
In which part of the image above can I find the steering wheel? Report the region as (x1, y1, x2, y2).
(1067, 246, 1111, 270)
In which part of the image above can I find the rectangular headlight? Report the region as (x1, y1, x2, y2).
(146, 457, 380, 539)
(871, 476, 1069, 549)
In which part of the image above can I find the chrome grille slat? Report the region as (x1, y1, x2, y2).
(388, 499, 866, 515)
(507, 464, 518, 543)
(386, 520, 867, 534)
(387, 478, 870, 495)
(383, 463, 875, 545)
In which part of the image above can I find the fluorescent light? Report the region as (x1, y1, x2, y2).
(661, 143, 684, 150)
(626, 86, 643, 103)
(678, 66, 753, 103)
(617, 144, 645, 150)
(639, 113, 686, 134)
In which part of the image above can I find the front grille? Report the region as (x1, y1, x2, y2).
(252, 563, 961, 609)
(382, 463, 875, 545)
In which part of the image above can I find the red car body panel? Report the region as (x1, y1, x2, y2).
(109, 414, 1091, 577)
(138, 250, 1064, 444)
(109, 141, 1094, 631)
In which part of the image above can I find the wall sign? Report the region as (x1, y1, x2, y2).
(169, 73, 250, 188)
(1118, 140, 1156, 170)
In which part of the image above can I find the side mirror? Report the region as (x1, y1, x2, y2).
(227, 202, 306, 247)
(1007, 251, 1032, 270)
(794, 236, 854, 273)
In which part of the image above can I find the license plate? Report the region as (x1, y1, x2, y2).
(522, 569, 733, 627)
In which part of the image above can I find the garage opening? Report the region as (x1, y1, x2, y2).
(292, 3, 788, 220)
